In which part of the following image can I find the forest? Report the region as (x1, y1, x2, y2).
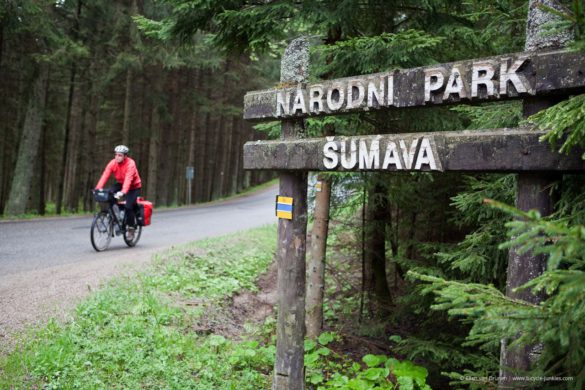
(2, 0, 585, 389)
(0, 0, 275, 216)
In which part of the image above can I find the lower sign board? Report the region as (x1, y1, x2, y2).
(244, 128, 585, 173)
(276, 196, 293, 220)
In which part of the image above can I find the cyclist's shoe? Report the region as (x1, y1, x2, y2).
(126, 227, 136, 241)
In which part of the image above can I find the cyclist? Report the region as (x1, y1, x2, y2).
(95, 145, 142, 240)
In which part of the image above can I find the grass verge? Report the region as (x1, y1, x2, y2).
(1, 221, 432, 389)
(0, 225, 277, 389)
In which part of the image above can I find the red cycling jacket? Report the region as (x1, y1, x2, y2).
(95, 157, 142, 194)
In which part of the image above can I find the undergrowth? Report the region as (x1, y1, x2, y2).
(0, 224, 430, 389)
(0, 225, 277, 389)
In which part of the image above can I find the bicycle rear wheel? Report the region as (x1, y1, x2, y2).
(123, 225, 142, 247)
(91, 211, 112, 252)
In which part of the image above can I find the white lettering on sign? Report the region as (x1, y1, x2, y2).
(278, 74, 395, 115)
(276, 90, 291, 116)
(323, 137, 441, 171)
(424, 58, 532, 102)
(367, 77, 385, 107)
(347, 79, 365, 109)
(382, 141, 402, 169)
(471, 61, 496, 98)
(291, 89, 307, 114)
(399, 138, 419, 170)
(268, 54, 539, 118)
(340, 139, 357, 169)
(323, 137, 338, 169)
(309, 85, 324, 113)
(359, 137, 380, 169)
(500, 57, 531, 95)
(327, 83, 345, 111)
(387, 74, 394, 106)
(424, 67, 447, 102)
(415, 138, 438, 170)
(443, 67, 468, 100)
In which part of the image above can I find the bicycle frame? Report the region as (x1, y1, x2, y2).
(107, 201, 127, 235)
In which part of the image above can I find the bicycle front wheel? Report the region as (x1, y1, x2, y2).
(123, 225, 142, 247)
(91, 211, 112, 252)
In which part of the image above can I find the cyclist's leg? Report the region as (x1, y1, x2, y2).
(124, 188, 141, 228)
(109, 183, 122, 206)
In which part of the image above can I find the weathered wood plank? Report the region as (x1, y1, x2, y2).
(243, 128, 585, 172)
(243, 50, 585, 121)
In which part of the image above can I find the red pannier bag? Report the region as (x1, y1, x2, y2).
(136, 197, 153, 226)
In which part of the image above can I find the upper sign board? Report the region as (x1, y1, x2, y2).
(243, 50, 585, 121)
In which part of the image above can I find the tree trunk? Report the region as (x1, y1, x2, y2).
(4, 63, 50, 215)
(64, 70, 87, 212)
(201, 100, 213, 202)
(306, 122, 334, 338)
(273, 38, 309, 390)
(365, 177, 392, 316)
(83, 62, 100, 211)
(56, 0, 82, 214)
(306, 173, 332, 338)
(37, 81, 51, 215)
(171, 71, 185, 205)
(187, 69, 200, 203)
(195, 68, 208, 202)
(229, 117, 242, 194)
(0, 24, 4, 70)
(56, 64, 77, 214)
(499, 0, 570, 386)
(122, 68, 132, 145)
(220, 114, 235, 196)
(147, 95, 160, 203)
(210, 60, 230, 200)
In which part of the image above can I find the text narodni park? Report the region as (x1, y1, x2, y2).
(275, 56, 531, 117)
(244, 50, 585, 121)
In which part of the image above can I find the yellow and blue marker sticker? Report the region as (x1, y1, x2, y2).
(276, 196, 293, 220)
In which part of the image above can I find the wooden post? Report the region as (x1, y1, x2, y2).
(306, 173, 332, 339)
(499, 0, 572, 386)
(273, 37, 309, 390)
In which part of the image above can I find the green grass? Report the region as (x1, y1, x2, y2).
(0, 221, 432, 389)
(0, 225, 278, 389)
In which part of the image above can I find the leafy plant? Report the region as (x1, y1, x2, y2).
(304, 332, 431, 389)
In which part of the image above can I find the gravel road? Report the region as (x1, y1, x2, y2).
(0, 184, 278, 353)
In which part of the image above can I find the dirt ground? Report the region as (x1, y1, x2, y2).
(0, 254, 280, 357)
(187, 261, 279, 339)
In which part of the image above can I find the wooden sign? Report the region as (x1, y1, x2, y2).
(243, 49, 585, 121)
(244, 128, 585, 172)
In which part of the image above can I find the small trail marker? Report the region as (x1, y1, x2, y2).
(276, 196, 294, 220)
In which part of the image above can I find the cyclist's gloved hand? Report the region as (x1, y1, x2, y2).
(114, 191, 124, 199)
